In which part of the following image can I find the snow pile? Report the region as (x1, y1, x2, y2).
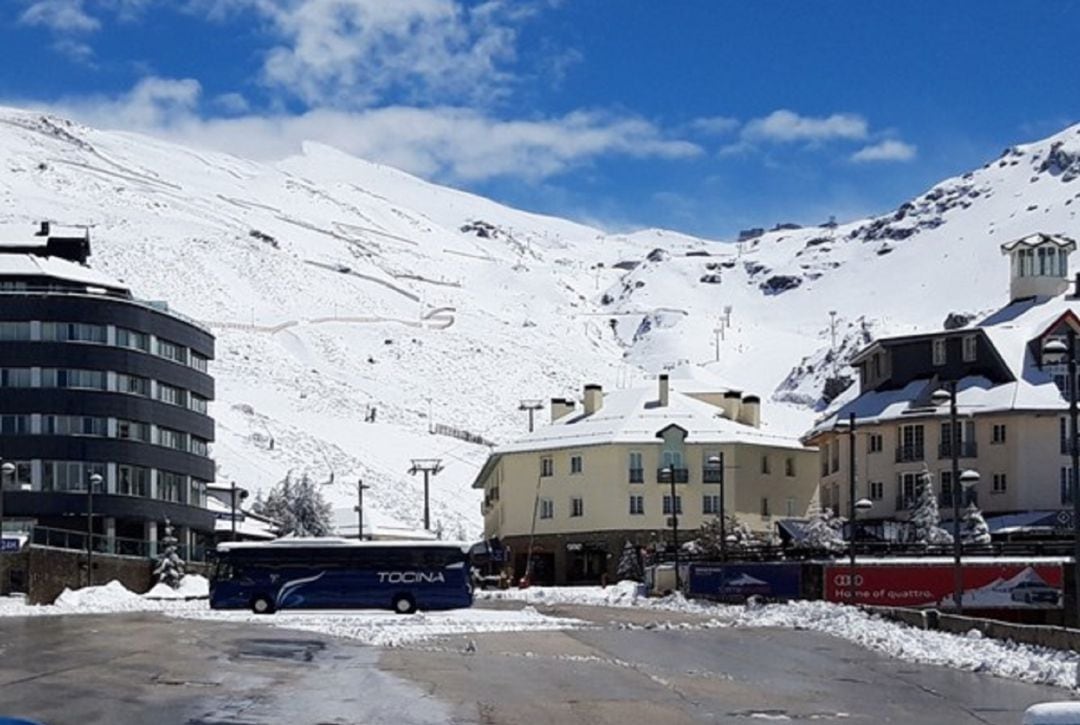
(172, 604, 583, 647)
(144, 574, 210, 600)
(483, 585, 1080, 690)
(53, 580, 148, 613)
(1023, 701, 1080, 724)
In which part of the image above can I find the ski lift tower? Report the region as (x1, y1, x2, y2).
(408, 459, 444, 531)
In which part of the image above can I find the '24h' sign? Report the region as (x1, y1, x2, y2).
(0, 538, 20, 553)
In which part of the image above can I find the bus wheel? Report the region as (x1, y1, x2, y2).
(392, 593, 417, 614)
(251, 595, 276, 614)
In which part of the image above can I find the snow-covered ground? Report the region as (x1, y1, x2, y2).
(481, 583, 1080, 691)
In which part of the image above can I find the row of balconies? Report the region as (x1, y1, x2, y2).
(627, 467, 723, 484)
(894, 441, 979, 463)
(894, 489, 979, 511)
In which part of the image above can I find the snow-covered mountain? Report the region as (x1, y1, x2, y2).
(1, 106, 1078, 537)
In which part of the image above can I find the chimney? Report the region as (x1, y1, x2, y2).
(550, 397, 575, 423)
(658, 373, 669, 407)
(737, 395, 761, 428)
(583, 384, 603, 415)
(1074, 272, 1080, 299)
(719, 391, 742, 420)
(36, 221, 50, 237)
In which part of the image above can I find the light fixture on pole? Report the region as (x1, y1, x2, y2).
(662, 465, 681, 591)
(87, 472, 102, 588)
(1044, 334, 1080, 626)
(706, 455, 726, 560)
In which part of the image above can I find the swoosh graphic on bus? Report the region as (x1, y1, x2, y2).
(276, 571, 327, 609)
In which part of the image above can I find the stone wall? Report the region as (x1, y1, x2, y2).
(25, 546, 152, 605)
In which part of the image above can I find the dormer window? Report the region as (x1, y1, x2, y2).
(933, 338, 946, 366)
(962, 335, 977, 363)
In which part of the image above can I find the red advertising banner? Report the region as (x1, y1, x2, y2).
(824, 563, 1064, 609)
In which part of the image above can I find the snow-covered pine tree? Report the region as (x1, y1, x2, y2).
(961, 502, 992, 545)
(253, 473, 334, 537)
(152, 518, 185, 589)
(790, 507, 846, 553)
(615, 540, 643, 581)
(910, 469, 954, 545)
(692, 515, 754, 557)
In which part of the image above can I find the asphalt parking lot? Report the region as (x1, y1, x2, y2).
(0, 604, 1074, 724)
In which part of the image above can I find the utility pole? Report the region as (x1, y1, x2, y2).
(408, 459, 443, 530)
(518, 399, 543, 432)
(355, 478, 371, 540)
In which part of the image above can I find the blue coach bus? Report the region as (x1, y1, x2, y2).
(209, 538, 483, 614)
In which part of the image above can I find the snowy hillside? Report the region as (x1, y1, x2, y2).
(2, 106, 1079, 537)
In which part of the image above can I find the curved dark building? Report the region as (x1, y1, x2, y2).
(0, 226, 215, 559)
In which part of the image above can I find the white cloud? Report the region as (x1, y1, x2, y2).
(850, 139, 917, 163)
(687, 116, 740, 136)
(213, 92, 250, 114)
(18, 0, 100, 33)
(742, 109, 868, 143)
(27, 77, 701, 183)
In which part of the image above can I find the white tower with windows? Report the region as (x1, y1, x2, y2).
(1001, 233, 1077, 301)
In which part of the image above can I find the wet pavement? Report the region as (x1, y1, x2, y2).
(0, 606, 1075, 724)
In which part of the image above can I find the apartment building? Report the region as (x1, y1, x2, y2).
(472, 370, 818, 584)
(805, 233, 1079, 529)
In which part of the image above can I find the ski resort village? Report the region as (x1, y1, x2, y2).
(4, 3, 1080, 724)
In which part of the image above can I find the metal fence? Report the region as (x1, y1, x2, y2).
(29, 525, 208, 562)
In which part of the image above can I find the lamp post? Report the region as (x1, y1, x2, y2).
(354, 478, 370, 540)
(0, 462, 15, 595)
(229, 481, 249, 542)
(931, 383, 980, 613)
(1044, 333, 1080, 625)
(523, 472, 543, 587)
(850, 497, 873, 605)
(834, 412, 859, 600)
(706, 455, 726, 560)
(86, 472, 102, 588)
(663, 465, 681, 592)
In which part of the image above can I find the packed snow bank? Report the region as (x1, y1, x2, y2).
(172, 604, 583, 647)
(1023, 701, 1080, 724)
(0, 579, 208, 616)
(144, 574, 210, 600)
(482, 584, 1080, 691)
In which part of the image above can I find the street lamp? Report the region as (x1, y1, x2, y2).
(523, 472, 544, 587)
(354, 478, 370, 540)
(850, 497, 873, 605)
(1044, 334, 1080, 626)
(663, 465, 681, 591)
(229, 481, 249, 542)
(86, 472, 102, 588)
(706, 455, 726, 560)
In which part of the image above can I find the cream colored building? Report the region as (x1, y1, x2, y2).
(472, 371, 819, 584)
(805, 233, 1080, 531)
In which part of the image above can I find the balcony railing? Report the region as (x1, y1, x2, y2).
(29, 525, 208, 561)
(938, 441, 978, 459)
(628, 468, 644, 484)
(657, 468, 689, 484)
(702, 468, 723, 483)
(895, 445, 925, 463)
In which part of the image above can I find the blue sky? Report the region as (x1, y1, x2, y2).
(2, 1, 1079, 239)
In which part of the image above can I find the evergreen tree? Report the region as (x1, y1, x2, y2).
(911, 470, 954, 545)
(961, 502, 992, 545)
(615, 540, 643, 581)
(692, 514, 754, 557)
(253, 473, 334, 537)
(152, 518, 185, 589)
(791, 507, 846, 553)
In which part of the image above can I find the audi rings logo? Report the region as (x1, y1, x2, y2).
(833, 573, 864, 587)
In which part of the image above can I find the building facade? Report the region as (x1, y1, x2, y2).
(805, 233, 1080, 530)
(473, 372, 819, 584)
(0, 226, 216, 564)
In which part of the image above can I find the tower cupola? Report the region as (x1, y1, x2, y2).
(1000, 233, 1077, 301)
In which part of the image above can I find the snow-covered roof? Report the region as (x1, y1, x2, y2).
(999, 232, 1077, 253)
(0, 223, 87, 243)
(205, 495, 278, 539)
(0, 253, 127, 291)
(330, 506, 437, 541)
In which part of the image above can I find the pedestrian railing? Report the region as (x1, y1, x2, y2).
(28, 525, 208, 562)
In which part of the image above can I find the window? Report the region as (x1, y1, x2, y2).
(190, 437, 210, 457)
(629, 495, 645, 515)
(570, 455, 583, 474)
(540, 456, 553, 477)
(116, 373, 150, 396)
(1063, 467, 1076, 505)
(570, 496, 584, 517)
(761, 497, 770, 517)
(189, 394, 209, 415)
(539, 498, 554, 519)
(830, 441, 840, 473)
(991, 424, 1006, 444)
(785, 457, 795, 477)
(992, 473, 1007, 494)
(962, 335, 977, 363)
(0, 368, 32, 387)
(0, 414, 29, 434)
(117, 465, 149, 497)
(41, 368, 107, 390)
(761, 455, 770, 475)
(158, 427, 188, 451)
(0, 322, 30, 340)
(629, 451, 643, 483)
(869, 481, 884, 500)
(899, 424, 925, 461)
(158, 470, 185, 503)
(703, 494, 720, 514)
(115, 327, 150, 352)
(190, 480, 207, 508)
(821, 445, 829, 476)
(42, 461, 106, 492)
(156, 382, 187, 407)
(662, 495, 682, 515)
(190, 352, 209, 372)
(872, 353, 883, 379)
(156, 338, 188, 365)
(1063, 417, 1072, 455)
(897, 471, 921, 509)
(42, 415, 107, 436)
(786, 497, 796, 517)
(868, 433, 883, 454)
(40, 322, 106, 344)
(933, 338, 946, 366)
(117, 419, 150, 442)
